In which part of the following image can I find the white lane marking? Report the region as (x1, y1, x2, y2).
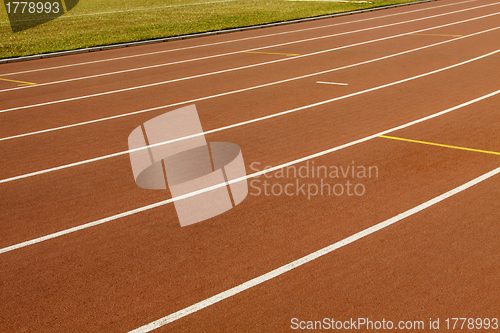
(1, 4, 497, 95)
(128, 165, 500, 333)
(317, 81, 349, 85)
(1, 2, 497, 94)
(3, 24, 499, 143)
(0, 0, 476, 77)
(1, 44, 499, 184)
(1, 8, 499, 111)
(1, 87, 499, 256)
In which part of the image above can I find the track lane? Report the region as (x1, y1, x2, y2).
(1, 24, 498, 145)
(1, 0, 499, 331)
(1, 46, 499, 250)
(130, 93, 500, 332)
(1, 62, 499, 251)
(2, 110, 499, 332)
(158, 170, 499, 333)
(1, 2, 499, 109)
(0, 0, 480, 77)
(1, 11, 498, 153)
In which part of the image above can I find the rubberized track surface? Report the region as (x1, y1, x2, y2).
(1, 0, 499, 331)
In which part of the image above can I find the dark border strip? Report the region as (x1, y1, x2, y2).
(0, 0, 436, 64)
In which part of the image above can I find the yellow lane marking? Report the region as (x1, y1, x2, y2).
(61, 0, 68, 13)
(379, 135, 500, 156)
(243, 51, 300, 57)
(0, 78, 37, 86)
(408, 33, 463, 37)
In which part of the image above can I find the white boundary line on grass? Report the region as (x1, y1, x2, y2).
(0, 0, 474, 76)
(128, 164, 500, 332)
(1, 46, 499, 184)
(1, 87, 499, 256)
(1, 2, 498, 95)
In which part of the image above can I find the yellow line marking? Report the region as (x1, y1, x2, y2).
(0, 78, 37, 86)
(61, 0, 68, 13)
(408, 33, 463, 37)
(243, 51, 300, 57)
(379, 135, 500, 156)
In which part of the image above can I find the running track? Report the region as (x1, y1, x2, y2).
(1, 0, 500, 331)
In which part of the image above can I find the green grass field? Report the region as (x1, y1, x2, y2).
(0, 0, 419, 59)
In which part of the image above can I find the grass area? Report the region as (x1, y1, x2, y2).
(0, 0, 420, 59)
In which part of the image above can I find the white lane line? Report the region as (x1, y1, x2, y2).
(317, 81, 349, 85)
(3, 24, 499, 143)
(0, 0, 476, 77)
(1, 3, 497, 94)
(1, 46, 499, 184)
(1, 8, 499, 112)
(1, 88, 499, 254)
(128, 165, 500, 333)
